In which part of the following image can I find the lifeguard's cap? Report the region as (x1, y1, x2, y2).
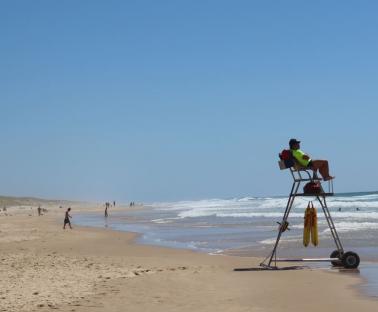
(289, 138, 300, 148)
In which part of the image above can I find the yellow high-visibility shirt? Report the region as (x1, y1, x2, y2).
(291, 149, 311, 167)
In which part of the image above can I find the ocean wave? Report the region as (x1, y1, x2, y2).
(259, 236, 302, 245)
(327, 201, 378, 209)
(178, 211, 306, 218)
(168, 196, 374, 208)
(150, 193, 378, 221)
(151, 217, 181, 224)
(175, 210, 378, 220)
(322, 222, 378, 233)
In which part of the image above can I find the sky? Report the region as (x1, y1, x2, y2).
(1, 0, 378, 202)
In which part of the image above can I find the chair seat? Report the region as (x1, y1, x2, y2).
(277, 160, 333, 195)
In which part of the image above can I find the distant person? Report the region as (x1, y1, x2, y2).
(63, 208, 72, 229)
(113, 201, 116, 207)
(289, 138, 334, 181)
(38, 206, 42, 216)
(105, 202, 109, 217)
(338, 208, 342, 212)
(356, 207, 360, 211)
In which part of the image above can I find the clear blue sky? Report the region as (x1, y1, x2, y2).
(1, 1, 377, 202)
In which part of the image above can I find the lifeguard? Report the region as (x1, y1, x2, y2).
(289, 138, 334, 181)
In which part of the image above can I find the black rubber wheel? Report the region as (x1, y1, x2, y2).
(341, 251, 360, 269)
(330, 250, 343, 267)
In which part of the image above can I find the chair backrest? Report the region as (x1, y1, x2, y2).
(278, 160, 288, 170)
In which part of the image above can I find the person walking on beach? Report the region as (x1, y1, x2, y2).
(63, 208, 72, 229)
(105, 202, 109, 217)
(37, 206, 42, 216)
(289, 138, 334, 181)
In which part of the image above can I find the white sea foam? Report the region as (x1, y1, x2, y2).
(151, 193, 378, 221)
(323, 222, 378, 233)
(327, 200, 378, 209)
(168, 207, 378, 222)
(326, 212, 378, 219)
(151, 217, 181, 224)
(259, 236, 302, 245)
(214, 212, 306, 218)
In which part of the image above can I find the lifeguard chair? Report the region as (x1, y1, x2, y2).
(260, 157, 360, 269)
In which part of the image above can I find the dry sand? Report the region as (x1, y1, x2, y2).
(0, 198, 377, 312)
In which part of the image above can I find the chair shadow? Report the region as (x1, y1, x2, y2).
(234, 266, 308, 272)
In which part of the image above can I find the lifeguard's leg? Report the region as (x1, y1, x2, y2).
(311, 160, 333, 180)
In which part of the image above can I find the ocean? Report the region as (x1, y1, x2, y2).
(76, 192, 378, 260)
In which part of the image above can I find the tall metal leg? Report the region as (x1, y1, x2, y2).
(260, 168, 348, 269)
(314, 173, 343, 252)
(316, 196, 344, 253)
(262, 181, 300, 268)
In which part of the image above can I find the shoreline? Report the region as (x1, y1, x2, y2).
(74, 209, 378, 301)
(1, 204, 378, 311)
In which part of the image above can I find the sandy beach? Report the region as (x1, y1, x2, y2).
(0, 198, 377, 312)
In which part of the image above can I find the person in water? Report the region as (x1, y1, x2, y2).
(289, 138, 334, 181)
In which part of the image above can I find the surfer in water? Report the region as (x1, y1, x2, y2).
(289, 138, 334, 181)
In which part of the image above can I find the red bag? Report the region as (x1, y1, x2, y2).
(280, 149, 292, 160)
(279, 149, 295, 168)
(303, 181, 321, 194)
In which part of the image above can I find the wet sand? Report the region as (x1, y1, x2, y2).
(0, 200, 377, 311)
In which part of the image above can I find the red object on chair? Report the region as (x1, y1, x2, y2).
(280, 150, 292, 160)
(303, 181, 321, 194)
(279, 150, 295, 168)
